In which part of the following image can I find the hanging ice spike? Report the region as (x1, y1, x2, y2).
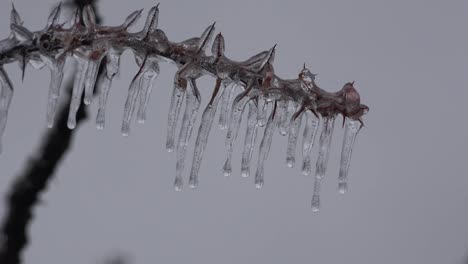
(0, 3, 369, 210)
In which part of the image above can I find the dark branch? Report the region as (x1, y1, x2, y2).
(0, 1, 101, 263)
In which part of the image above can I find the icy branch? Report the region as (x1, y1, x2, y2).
(0, 3, 369, 210)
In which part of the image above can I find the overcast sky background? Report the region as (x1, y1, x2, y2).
(1, 0, 468, 263)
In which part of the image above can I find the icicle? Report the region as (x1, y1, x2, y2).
(41, 55, 65, 128)
(240, 101, 258, 178)
(257, 95, 268, 127)
(166, 79, 186, 152)
(0, 67, 13, 154)
(68, 56, 89, 129)
(277, 99, 289, 135)
(311, 116, 336, 212)
(255, 103, 277, 188)
(137, 58, 159, 123)
(121, 67, 145, 136)
(96, 49, 121, 129)
(222, 88, 250, 177)
(286, 103, 302, 168)
(83, 52, 105, 105)
(189, 79, 222, 188)
(218, 82, 236, 129)
(301, 111, 319, 176)
(338, 118, 362, 194)
(174, 79, 201, 191)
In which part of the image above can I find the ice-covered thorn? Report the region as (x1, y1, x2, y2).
(142, 4, 160, 39)
(311, 116, 336, 211)
(255, 102, 277, 188)
(10, 24, 33, 42)
(189, 78, 222, 188)
(338, 118, 362, 194)
(0, 67, 14, 154)
(211, 32, 225, 59)
(174, 79, 201, 191)
(259, 44, 276, 71)
(83, 5, 97, 32)
(45, 2, 62, 30)
(123, 9, 143, 29)
(197, 22, 216, 54)
(10, 3, 23, 26)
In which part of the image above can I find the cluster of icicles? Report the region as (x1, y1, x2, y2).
(0, 3, 369, 211)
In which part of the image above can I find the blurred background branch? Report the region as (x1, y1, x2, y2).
(0, 1, 101, 263)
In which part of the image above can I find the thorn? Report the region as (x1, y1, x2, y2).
(303, 62, 306, 70)
(342, 115, 346, 128)
(358, 117, 364, 128)
(21, 53, 26, 82)
(351, 80, 355, 86)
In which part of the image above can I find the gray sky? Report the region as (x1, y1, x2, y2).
(1, 0, 468, 263)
